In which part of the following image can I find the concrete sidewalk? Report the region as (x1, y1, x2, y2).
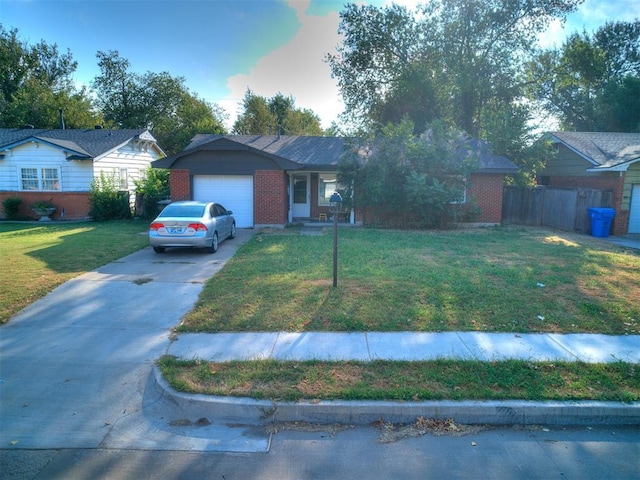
(168, 331, 640, 363)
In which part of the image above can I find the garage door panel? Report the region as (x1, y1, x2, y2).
(194, 175, 253, 228)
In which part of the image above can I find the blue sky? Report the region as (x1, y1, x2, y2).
(1, 0, 638, 129)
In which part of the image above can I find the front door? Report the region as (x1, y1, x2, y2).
(291, 174, 310, 218)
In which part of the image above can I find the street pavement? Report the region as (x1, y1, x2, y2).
(0, 227, 638, 472)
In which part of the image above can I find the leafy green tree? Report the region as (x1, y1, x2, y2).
(479, 102, 555, 186)
(327, 4, 421, 131)
(152, 90, 227, 155)
(597, 76, 640, 132)
(232, 89, 323, 135)
(232, 89, 273, 134)
(528, 20, 640, 131)
(92, 50, 226, 154)
(92, 51, 147, 128)
(328, 0, 580, 136)
(0, 24, 100, 128)
(0, 25, 34, 107)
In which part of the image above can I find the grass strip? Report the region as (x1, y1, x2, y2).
(158, 356, 640, 403)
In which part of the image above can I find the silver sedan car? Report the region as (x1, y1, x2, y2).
(149, 201, 236, 253)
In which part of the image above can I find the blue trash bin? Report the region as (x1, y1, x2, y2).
(588, 208, 616, 238)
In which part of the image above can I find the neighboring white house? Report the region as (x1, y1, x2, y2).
(0, 127, 164, 220)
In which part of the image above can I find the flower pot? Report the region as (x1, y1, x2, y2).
(32, 207, 56, 221)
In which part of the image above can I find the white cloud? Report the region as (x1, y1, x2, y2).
(538, 0, 640, 48)
(537, 18, 567, 48)
(222, 2, 344, 130)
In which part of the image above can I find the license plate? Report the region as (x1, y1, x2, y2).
(167, 227, 183, 234)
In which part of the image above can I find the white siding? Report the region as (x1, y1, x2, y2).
(94, 142, 161, 192)
(0, 164, 18, 190)
(1, 137, 162, 194)
(61, 161, 94, 191)
(0, 143, 67, 191)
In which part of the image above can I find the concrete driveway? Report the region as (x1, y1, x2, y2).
(0, 229, 268, 452)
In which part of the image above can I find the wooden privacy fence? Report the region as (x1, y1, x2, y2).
(502, 186, 612, 233)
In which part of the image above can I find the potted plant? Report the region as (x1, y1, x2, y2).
(31, 200, 56, 221)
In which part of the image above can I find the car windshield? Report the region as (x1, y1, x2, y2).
(159, 205, 205, 218)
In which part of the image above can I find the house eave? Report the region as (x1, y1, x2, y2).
(587, 157, 640, 172)
(154, 141, 303, 171)
(547, 133, 600, 167)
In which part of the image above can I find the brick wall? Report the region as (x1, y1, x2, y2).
(170, 169, 191, 201)
(0, 192, 91, 220)
(466, 173, 505, 223)
(254, 170, 287, 225)
(548, 175, 627, 235)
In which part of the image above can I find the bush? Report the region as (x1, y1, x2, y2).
(341, 119, 480, 229)
(89, 172, 132, 221)
(2, 197, 22, 220)
(133, 167, 170, 218)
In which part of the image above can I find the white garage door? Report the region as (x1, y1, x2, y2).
(193, 175, 253, 228)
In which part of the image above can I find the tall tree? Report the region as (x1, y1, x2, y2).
(232, 89, 274, 134)
(0, 25, 34, 108)
(0, 24, 100, 128)
(92, 50, 226, 154)
(326, 4, 422, 131)
(528, 20, 640, 131)
(232, 89, 323, 135)
(328, 0, 581, 136)
(92, 50, 146, 128)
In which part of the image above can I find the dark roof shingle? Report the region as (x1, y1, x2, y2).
(159, 134, 518, 173)
(550, 132, 640, 168)
(0, 128, 160, 158)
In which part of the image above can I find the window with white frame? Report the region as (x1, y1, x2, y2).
(119, 168, 129, 189)
(20, 167, 61, 191)
(318, 173, 342, 206)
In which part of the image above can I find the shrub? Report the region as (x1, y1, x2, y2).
(2, 197, 22, 220)
(89, 172, 132, 221)
(340, 119, 480, 229)
(133, 167, 170, 218)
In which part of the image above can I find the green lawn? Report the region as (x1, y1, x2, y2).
(0, 220, 150, 324)
(181, 226, 640, 335)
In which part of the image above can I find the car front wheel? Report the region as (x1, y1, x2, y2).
(208, 232, 218, 253)
(153, 246, 165, 253)
(230, 222, 236, 239)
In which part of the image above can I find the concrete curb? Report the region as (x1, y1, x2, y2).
(152, 367, 640, 427)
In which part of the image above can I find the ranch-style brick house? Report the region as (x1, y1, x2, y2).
(539, 132, 640, 235)
(0, 127, 164, 220)
(153, 134, 518, 228)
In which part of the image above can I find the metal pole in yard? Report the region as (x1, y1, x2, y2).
(330, 192, 342, 288)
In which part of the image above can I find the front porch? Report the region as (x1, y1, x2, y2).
(288, 171, 357, 225)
